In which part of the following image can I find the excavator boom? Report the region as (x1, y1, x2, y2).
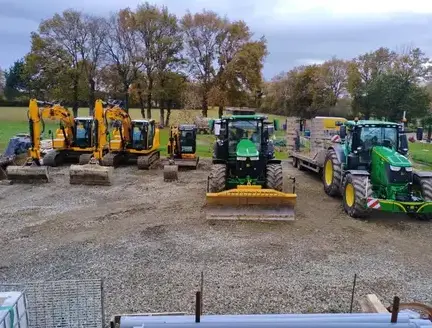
(6, 99, 50, 183)
(69, 99, 113, 185)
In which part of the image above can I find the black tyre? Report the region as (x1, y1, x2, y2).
(208, 164, 226, 193)
(342, 174, 372, 219)
(323, 149, 342, 196)
(417, 178, 432, 221)
(266, 163, 283, 191)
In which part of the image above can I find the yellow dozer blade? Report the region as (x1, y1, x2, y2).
(205, 185, 297, 221)
(6, 165, 49, 183)
(69, 164, 113, 186)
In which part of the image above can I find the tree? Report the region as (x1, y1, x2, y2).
(366, 72, 430, 121)
(181, 10, 225, 116)
(0, 67, 5, 98)
(4, 60, 29, 100)
(36, 10, 88, 116)
(393, 47, 431, 83)
(320, 57, 348, 106)
(103, 9, 141, 112)
(133, 2, 183, 120)
(81, 14, 107, 114)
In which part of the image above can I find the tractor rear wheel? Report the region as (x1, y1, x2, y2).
(266, 163, 283, 191)
(323, 149, 342, 196)
(342, 174, 372, 219)
(208, 164, 226, 193)
(417, 178, 432, 221)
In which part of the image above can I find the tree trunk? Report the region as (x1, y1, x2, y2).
(159, 106, 165, 128)
(218, 105, 224, 118)
(88, 78, 95, 116)
(201, 93, 208, 117)
(72, 78, 79, 117)
(147, 77, 153, 119)
(137, 83, 145, 118)
(123, 83, 129, 113)
(165, 100, 172, 127)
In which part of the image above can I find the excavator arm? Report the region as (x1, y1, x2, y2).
(104, 103, 132, 150)
(39, 101, 75, 148)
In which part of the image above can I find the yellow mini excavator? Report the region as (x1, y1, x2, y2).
(7, 99, 112, 185)
(101, 100, 161, 169)
(163, 124, 199, 181)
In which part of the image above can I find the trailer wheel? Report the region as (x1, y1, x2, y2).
(323, 149, 342, 196)
(208, 164, 226, 193)
(342, 174, 372, 219)
(416, 178, 432, 221)
(266, 163, 283, 192)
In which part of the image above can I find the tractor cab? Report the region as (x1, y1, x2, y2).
(130, 119, 156, 151)
(73, 117, 94, 148)
(178, 124, 197, 154)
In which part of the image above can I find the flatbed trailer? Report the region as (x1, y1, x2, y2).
(291, 149, 326, 173)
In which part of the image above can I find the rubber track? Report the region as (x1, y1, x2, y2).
(102, 153, 119, 167)
(208, 164, 226, 193)
(266, 163, 283, 191)
(78, 153, 92, 165)
(343, 174, 372, 218)
(137, 151, 160, 169)
(323, 149, 342, 196)
(43, 150, 61, 167)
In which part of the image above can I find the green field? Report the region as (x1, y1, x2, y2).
(0, 107, 288, 159)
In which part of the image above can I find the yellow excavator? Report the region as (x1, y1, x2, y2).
(101, 100, 161, 169)
(6, 99, 112, 185)
(163, 124, 199, 181)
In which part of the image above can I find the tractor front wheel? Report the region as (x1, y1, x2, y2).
(416, 178, 432, 221)
(323, 149, 342, 196)
(266, 163, 283, 191)
(208, 164, 226, 193)
(342, 174, 372, 219)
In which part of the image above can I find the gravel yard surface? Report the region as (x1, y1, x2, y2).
(0, 159, 431, 321)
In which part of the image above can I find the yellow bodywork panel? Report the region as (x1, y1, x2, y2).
(206, 185, 297, 221)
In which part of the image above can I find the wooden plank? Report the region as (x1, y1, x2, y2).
(360, 294, 389, 313)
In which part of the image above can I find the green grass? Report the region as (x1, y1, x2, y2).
(0, 106, 288, 159)
(408, 142, 432, 168)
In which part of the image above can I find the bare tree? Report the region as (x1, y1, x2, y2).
(181, 10, 225, 116)
(132, 2, 183, 120)
(81, 15, 107, 114)
(0, 67, 5, 97)
(320, 57, 348, 106)
(103, 9, 141, 112)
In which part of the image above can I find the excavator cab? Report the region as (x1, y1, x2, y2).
(178, 124, 197, 155)
(130, 120, 156, 151)
(73, 117, 94, 148)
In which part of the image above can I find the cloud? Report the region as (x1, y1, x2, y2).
(1, 0, 432, 80)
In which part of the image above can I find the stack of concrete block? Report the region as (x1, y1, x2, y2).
(286, 117, 300, 155)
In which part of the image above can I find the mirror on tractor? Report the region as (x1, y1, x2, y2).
(48, 130, 52, 136)
(399, 133, 409, 155)
(214, 120, 221, 136)
(339, 125, 347, 139)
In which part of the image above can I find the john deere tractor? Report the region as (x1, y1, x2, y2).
(205, 115, 296, 221)
(323, 119, 432, 219)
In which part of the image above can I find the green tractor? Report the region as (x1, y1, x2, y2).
(205, 115, 296, 221)
(323, 119, 432, 219)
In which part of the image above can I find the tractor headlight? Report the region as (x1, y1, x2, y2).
(250, 157, 259, 161)
(389, 165, 401, 171)
(237, 157, 247, 161)
(405, 167, 413, 172)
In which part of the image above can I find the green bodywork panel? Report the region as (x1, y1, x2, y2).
(372, 146, 411, 167)
(236, 139, 259, 157)
(367, 199, 432, 214)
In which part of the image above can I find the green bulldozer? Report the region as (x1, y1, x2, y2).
(205, 115, 297, 221)
(323, 119, 432, 219)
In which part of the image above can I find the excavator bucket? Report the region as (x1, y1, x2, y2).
(69, 164, 113, 186)
(205, 185, 297, 221)
(163, 164, 178, 182)
(6, 165, 49, 183)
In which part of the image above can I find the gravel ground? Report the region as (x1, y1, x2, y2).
(0, 159, 431, 322)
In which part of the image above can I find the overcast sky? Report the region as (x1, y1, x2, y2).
(1, 0, 432, 79)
